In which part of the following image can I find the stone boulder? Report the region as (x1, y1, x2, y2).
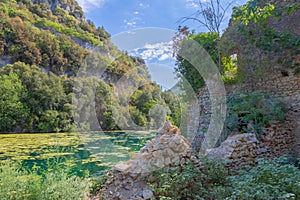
(114, 121, 190, 176)
(104, 121, 192, 200)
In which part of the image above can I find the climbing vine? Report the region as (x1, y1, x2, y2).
(231, 0, 300, 73)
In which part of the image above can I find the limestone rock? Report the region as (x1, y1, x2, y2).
(158, 120, 180, 135)
(104, 121, 191, 200)
(207, 133, 259, 169)
(114, 161, 131, 172)
(142, 189, 153, 200)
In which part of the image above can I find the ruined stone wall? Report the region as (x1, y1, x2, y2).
(226, 69, 300, 109)
(187, 69, 300, 158)
(207, 133, 260, 170)
(186, 1, 300, 158)
(207, 111, 298, 170)
(188, 87, 211, 152)
(259, 110, 299, 159)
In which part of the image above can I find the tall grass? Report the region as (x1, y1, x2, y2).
(0, 161, 91, 200)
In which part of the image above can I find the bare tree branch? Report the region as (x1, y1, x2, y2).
(178, 0, 235, 36)
(176, 0, 237, 70)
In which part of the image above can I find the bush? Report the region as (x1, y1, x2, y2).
(229, 159, 300, 200)
(225, 92, 286, 135)
(147, 159, 229, 200)
(147, 157, 300, 200)
(0, 161, 91, 200)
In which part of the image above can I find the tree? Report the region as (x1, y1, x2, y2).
(178, 0, 236, 69)
(175, 32, 219, 92)
(180, 0, 234, 36)
(0, 62, 72, 132)
(0, 73, 29, 132)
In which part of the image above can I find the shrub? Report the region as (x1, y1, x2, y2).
(225, 92, 286, 135)
(147, 157, 300, 200)
(0, 161, 91, 200)
(89, 171, 110, 197)
(147, 159, 229, 200)
(229, 159, 300, 200)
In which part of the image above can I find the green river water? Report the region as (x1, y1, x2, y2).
(0, 131, 156, 176)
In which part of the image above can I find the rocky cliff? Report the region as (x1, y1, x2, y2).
(30, 0, 85, 21)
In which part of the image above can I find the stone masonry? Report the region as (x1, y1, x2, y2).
(103, 121, 196, 200)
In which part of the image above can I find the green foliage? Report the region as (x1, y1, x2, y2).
(233, 0, 276, 26)
(221, 55, 238, 84)
(148, 162, 204, 200)
(0, 61, 180, 132)
(294, 67, 300, 75)
(148, 157, 300, 200)
(89, 172, 110, 195)
(232, 0, 300, 67)
(0, 1, 181, 133)
(0, 62, 74, 132)
(0, 72, 29, 132)
(129, 84, 181, 129)
(175, 32, 218, 92)
(0, 9, 88, 75)
(229, 159, 300, 200)
(161, 92, 182, 127)
(0, 161, 91, 200)
(35, 18, 103, 46)
(148, 159, 229, 200)
(175, 32, 241, 91)
(225, 92, 286, 135)
(130, 108, 147, 127)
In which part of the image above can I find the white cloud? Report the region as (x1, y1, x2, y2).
(186, 0, 209, 9)
(138, 3, 150, 8)
(77, 0, 108, 12)
(158, 54, 172, 61)
(126, 21, 136, 27)
(131, 41, 174, 63)
(133, 11, 139, 15)
(123, 17, 142, 28)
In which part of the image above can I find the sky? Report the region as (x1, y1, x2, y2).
(77, 0, 247, 89)
(77, 0, 247, 34)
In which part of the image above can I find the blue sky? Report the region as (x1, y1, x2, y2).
(77, 0, 247, 34)
(77, 0, 247, 89)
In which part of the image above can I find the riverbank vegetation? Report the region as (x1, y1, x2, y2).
(147, 157, 300, 200)
(1, 156, 298, 200)
(0, 160, 91, 200)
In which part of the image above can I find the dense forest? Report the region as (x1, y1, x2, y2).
(0, 0, 181, 133)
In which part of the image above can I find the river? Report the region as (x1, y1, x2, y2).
(0, 131, 156, 176)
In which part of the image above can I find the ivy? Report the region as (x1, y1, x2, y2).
(231, 0, 300, 73)
(224, 92, 286, 136)
(232, 0, 300, 51)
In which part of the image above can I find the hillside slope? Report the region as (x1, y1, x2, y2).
(0, 0, 181, 133)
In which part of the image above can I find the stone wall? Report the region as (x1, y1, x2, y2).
(186, 99, 201, 142)
(188, 87, 211, 153)
(186, 3, 300, 156)
(258, 110, 299, 159)
(226, 69, 300, 109)
(267, 0, 300, 36)
(104, 121, 196, 200)
(207, 133, 260, 170)
(207, 111, 298, 170)
(229, 69, 300, 158)
(187, 68, 300, 158)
